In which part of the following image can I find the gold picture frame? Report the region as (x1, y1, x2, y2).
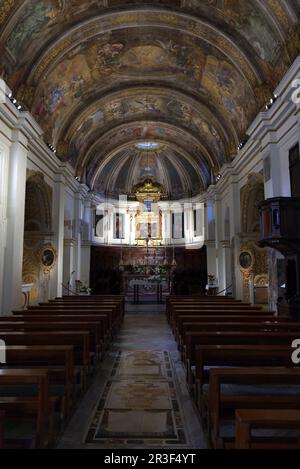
(239, 250, 253, 272)
(38, 244, 57, 272)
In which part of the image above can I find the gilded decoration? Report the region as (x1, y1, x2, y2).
(0, 0, 17, 26)
(131, 179, 168, 203)
(37, 243, 57, 273)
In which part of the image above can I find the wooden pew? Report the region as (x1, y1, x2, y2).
(167, 300, 249, 322)
(207, 367, 300, 449)
(184, 331, 299, 390)
(234, 409, 300, 449)
(0, 369, 50, 448)
(2, 314, 110, 350)
(174, 315, 290, 344)
(178, 321, 300, 353)
(0, 314, 110, 351)
(0, 332, 90, 388)
(3, 345, 75, 420)
(169, 307, 271, 331)
(194, 344, 293, 412)
(0, 411, 4, 449)
(46, 297, 124, 316)
(18, 307, 119, 332)
(0, 321, 102, 361)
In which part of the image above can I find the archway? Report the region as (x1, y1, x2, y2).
(22, 172, 53, 306)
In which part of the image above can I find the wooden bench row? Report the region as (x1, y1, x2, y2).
(167, 295, 300, 449)
(0, 294, 124, 449)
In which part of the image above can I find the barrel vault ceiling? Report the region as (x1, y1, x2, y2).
(0, 0, 300, 199)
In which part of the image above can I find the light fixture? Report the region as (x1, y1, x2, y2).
(265, 94, 278, 111)
(6, 92, 24, 112)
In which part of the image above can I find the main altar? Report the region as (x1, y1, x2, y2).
(120, 179, 175, 303)
(120, 247, 175, 303)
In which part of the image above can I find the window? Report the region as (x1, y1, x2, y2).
(144, 200, 152, 212)
(135, 142, 161, 150)
(193, 209, 203, 237)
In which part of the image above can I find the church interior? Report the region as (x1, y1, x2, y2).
(1, 0, 300, 452)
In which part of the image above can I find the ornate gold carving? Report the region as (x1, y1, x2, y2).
(131, 179, 168, 203)
(37, 243, 57, 273)
(239, 240, 269, 303)
(0, 0, 17, 26)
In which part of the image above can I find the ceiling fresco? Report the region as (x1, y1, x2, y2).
(84, 121, 215, 189)
(92, 144, 204, 200)
(62, 88, 228, 170)
(0, 0, 299, 198)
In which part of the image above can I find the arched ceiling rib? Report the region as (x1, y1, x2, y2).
(0, 0, 299, 199)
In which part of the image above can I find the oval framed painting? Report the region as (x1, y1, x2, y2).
(39, 245, 57, 272)
(239, 251, 253, 271)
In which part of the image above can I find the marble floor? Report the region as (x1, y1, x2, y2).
(57, 304, 207, 449)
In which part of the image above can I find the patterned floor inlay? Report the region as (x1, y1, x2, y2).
(85, 351, 188, 447)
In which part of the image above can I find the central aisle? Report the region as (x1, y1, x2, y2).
(58, 304, 206, 449)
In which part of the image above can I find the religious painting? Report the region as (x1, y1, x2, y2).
(38, 244, 57, 272)
(239, 251, 253, 270)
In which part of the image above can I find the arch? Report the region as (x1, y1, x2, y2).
(240, 173, 265, 234)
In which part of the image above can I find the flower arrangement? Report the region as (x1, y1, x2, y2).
(208, 274, 216, 285)
(148, 265, 168, 283)
(78, 281, 92, 295)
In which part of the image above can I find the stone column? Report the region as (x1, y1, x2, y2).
(50, 170, 65, 299)
(63, 239, 76, 295)
(205, 240, 217, 281)
(220, 240, 233, 294)
(162, 208, 171, 244)
(228, 176, 243, 300)
(214, 192, 226, 293)
(0, 139, 10, 313)
(81, 195, 93, 286)
(184, 203, 194, 244)
(2, 132, 28, 313)
(265, 143, 291, 199)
